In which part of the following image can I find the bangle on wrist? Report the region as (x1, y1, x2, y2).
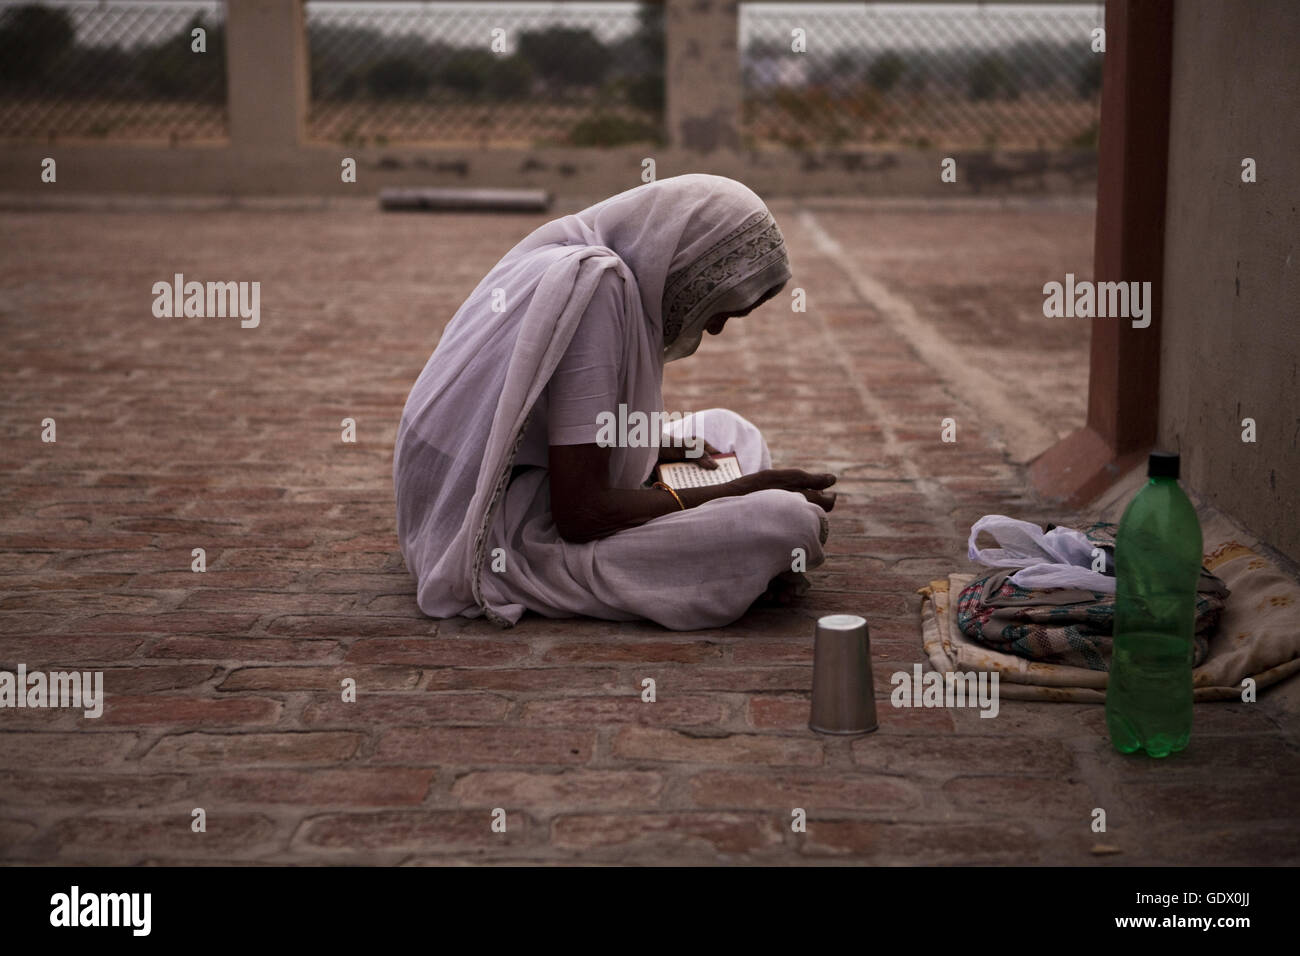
(652, 481, 686, 511)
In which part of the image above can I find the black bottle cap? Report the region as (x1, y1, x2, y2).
(1148, 450, 1180, 479)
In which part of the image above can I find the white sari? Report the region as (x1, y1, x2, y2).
(393, 174, 828, 629)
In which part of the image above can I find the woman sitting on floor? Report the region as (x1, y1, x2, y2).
(394, 173, 837, 630)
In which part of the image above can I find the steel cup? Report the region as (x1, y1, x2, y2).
(809, 613, 879, 735)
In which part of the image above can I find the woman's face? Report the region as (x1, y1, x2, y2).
(704, 281, 788, 336)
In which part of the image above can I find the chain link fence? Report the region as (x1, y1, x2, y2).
(0, 0, 227, 143)
(741, 2, 1105, 151)
(0, 1, 1103, 152)
(305, 1, 664, 148)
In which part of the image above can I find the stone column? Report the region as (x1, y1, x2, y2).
(665, 0, 742, 153)
(225, 0, 310, 148)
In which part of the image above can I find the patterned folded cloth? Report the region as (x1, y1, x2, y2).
(955, 521, 1230, 671)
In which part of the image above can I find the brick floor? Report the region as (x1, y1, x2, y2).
(2, 196, 1297, 865)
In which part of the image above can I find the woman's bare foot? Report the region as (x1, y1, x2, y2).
(756, 570, 811, 607)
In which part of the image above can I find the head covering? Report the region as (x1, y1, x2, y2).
(661, 207, 790, 361)
(394, 174, 791, 624)
(516, 173, 792, 362)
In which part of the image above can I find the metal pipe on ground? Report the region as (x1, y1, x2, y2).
(379, 188, 552, 213)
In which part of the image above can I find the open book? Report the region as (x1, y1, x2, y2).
(655, 452, 743, 490)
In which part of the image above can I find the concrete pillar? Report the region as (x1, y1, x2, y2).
(1030, 0, 1174, 507)
(225, 0, 309, 148)
(665, 0, 742, 153)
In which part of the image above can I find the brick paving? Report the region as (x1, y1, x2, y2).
(1, 196, 1297, 865)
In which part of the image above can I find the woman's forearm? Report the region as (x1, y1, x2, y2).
(555, 480, 748, 543)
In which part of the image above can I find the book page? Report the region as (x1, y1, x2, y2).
(656, 452, 743, 489)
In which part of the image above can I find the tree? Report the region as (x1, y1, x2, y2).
(1076, 55, 1103, 99)
(518, 26, 612, 88)
(867, 51, 906, 93)
(0, 4, 75, 88)
(967, 53, 1019, 102)
(486, 55, 533, 101)
(436, 49, 491, 96)
(138, 16, 226, 100)
(368, 55, 432, 98)
(621, 1, 663, 114)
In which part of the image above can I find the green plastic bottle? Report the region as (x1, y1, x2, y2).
(1105, 451, 1203, 758)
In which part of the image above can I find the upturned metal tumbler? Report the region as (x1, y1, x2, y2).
(809, 613, 879, 735)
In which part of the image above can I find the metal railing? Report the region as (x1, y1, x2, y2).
(305, 0, 665, 147)
(0, 0, 227, 143)
(740, 2, 1105, 151)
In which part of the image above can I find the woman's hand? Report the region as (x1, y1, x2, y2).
(737, 468, 837, 511)
(657, 438, 722, 469)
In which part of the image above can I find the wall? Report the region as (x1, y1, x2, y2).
(1158, 0, 1300, 559)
